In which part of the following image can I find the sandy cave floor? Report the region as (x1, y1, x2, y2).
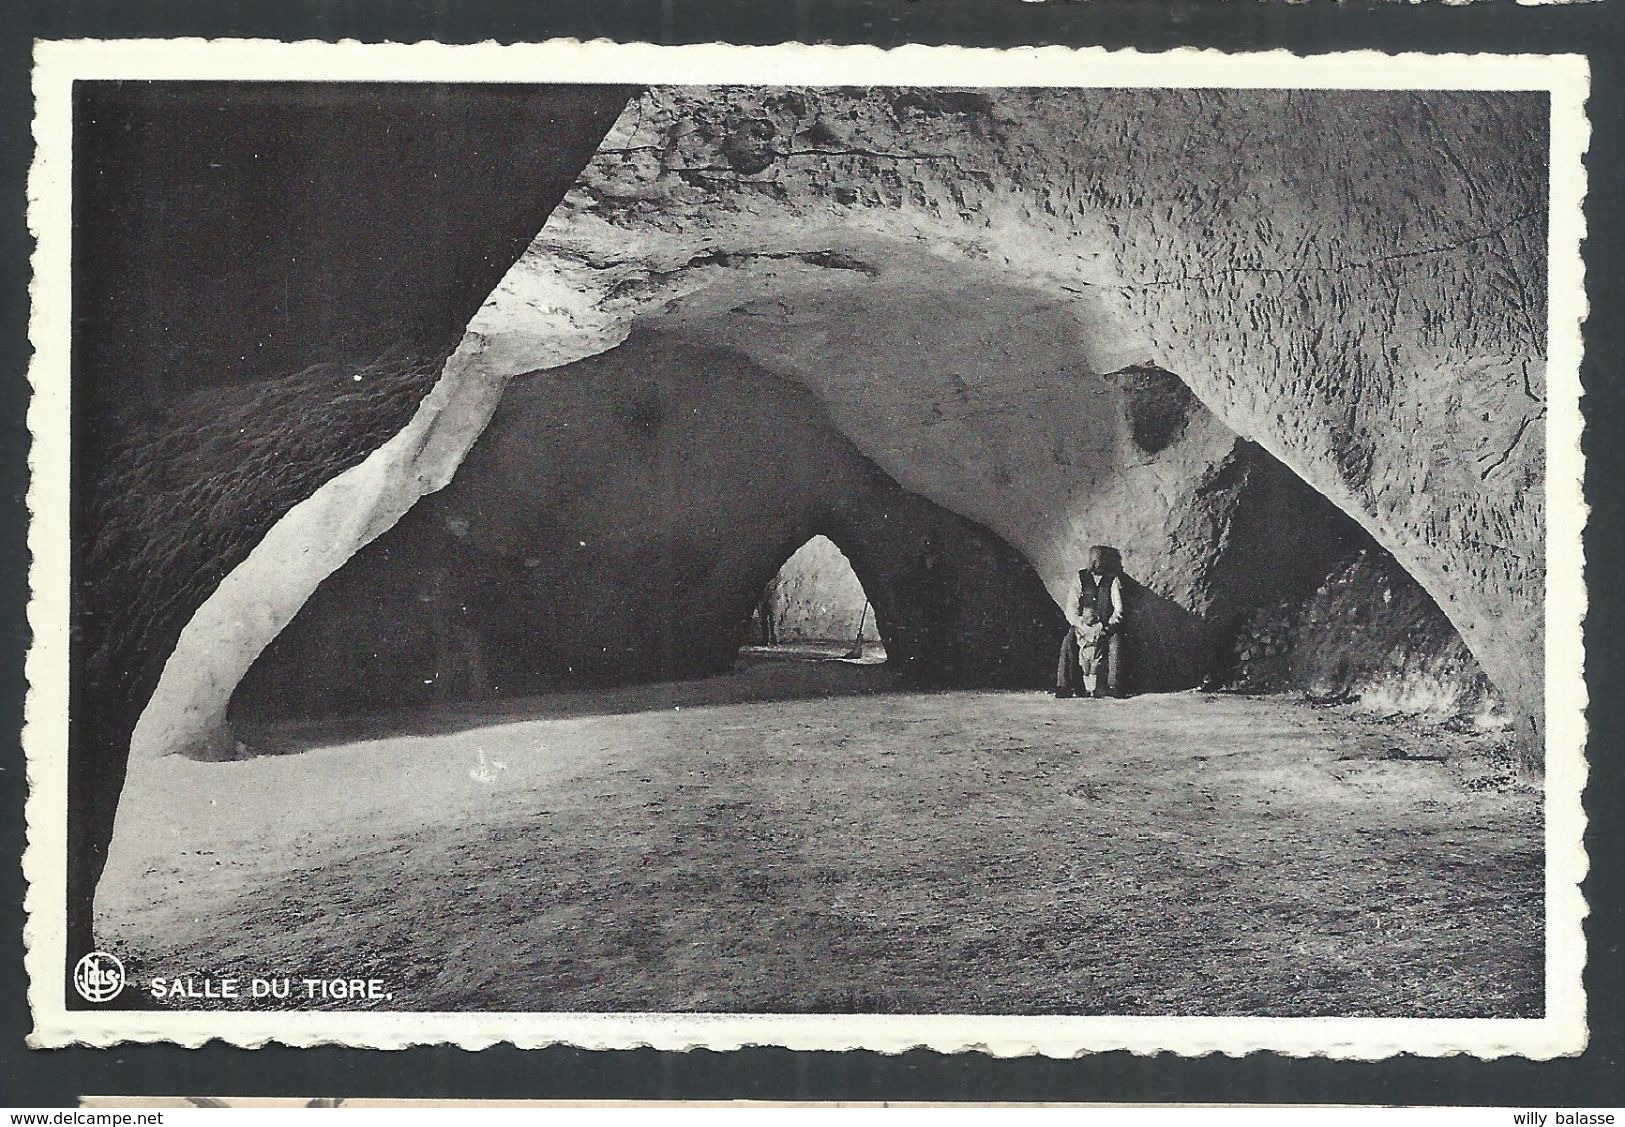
(100, 652, 1542, 1017)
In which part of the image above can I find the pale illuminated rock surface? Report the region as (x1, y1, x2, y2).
(476, 87, 1545, 722)
(139, 87, 1547, 753)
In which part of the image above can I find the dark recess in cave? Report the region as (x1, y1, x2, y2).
(65, 80, 633, 978)
(226, 334, 1068, 740)
(1111, 363, 1199, 454)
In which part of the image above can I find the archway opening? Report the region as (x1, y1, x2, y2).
(212, 329, 1077, 756)
(193, 300, 1500, 760)
(742, 534, 886, 664)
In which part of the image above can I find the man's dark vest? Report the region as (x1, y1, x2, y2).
(1076, 570, 1118, 622)
(1096, 574, 1118, 621)
(1083, 545, 1123, 623)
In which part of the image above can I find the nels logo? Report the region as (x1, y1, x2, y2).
(73, 951, 125, 1003)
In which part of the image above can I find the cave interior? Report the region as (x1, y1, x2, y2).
(65, 83, 1552, 1021)
(79, 83, 1530, 759)
(223, 278, 1469, 742)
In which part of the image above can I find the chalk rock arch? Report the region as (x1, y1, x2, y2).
(135, 85, 1548, 762)
(480, 85, 1548, 722)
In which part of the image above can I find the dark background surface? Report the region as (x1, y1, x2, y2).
(4, 0, 1623, 1108)
(62, 81, 630, 970)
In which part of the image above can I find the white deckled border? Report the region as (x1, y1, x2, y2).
(1542, 36, 1591, 1062)
(24, 38, 1591, 1059)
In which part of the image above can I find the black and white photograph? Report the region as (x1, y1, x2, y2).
(23, 41, 1587, 1058)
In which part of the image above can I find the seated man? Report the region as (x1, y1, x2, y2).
(1055, 545, 1127, 698)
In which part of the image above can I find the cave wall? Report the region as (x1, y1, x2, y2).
(484, 254, 1368, 697)
(113, 85, 1525, 771)
(484, 86, 1547, 729)
(68, 82, 631, 959)
(1223, 544, 1504, 721)
(229, 332, 1067, 732)
(72, 80, 1550, 976)
(227, 321, 1376, 738)
(72, 82, 632, 402)
(760, 536, 883, 645)
(73, 80, 630, 736)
